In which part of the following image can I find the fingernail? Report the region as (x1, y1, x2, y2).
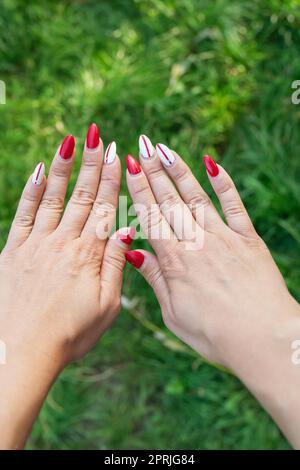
(86, 123, 100, 150)
(125, 250, 144, 268)
(119, 227, 135, 245)
(60, 135, 75, 160)
(156, 143, 175, 167)
(104, 141, 116, 164)
(126, 154, 141, 175)
(139, 134, 154, 159)
(203, 155, 219, 177)
(32, 162, 45, 186)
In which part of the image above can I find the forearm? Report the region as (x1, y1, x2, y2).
(228, 295, 300, 448)
(0, 334, 61, 449)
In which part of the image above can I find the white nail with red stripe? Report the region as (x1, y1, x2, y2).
(139, 134, 154, 159)
(104, 141, 116, 164)
(32, 162, 45, 186)
(156, 143, 175, 167)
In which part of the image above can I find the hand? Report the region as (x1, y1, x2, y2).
(0, 125, 132, 448)
(126, 135, 300, 447)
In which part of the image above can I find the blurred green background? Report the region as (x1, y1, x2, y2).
(0, 0, 300, 450)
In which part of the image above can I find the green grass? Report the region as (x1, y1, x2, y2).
(0, 0, 299, 449)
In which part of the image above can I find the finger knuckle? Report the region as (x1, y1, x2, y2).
(52, 165, 70, 179)
(100, 173, 120, 191)
(82, 155, 101, 168)
(103, 252, 124, 276)
(23, 190, 39, 203)
(188, 193, 211, 211)
(159, 193, 181, 213)
(40, 195, 64, 212)
(93, 199, 116, 218)
(241, 232, 262, 247)
(71, 187, 95, 207)
(147, 266, 163, 289)
(14, 212, 35, 228)
(146, 165, 164, 180)
(172, 164, 189, 183)
(133, 181, 151, 198)
(223, 203, 245, 219)
(218, 179, 233, 196)
(138, 205, 163, 234)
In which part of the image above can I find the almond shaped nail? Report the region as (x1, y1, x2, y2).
(60, 135, 75, 160)
(32, 162, 45, 186)
(139, 134, 154, 159)
(104, 141, 116, 164)
(86, 123, 100, 149)
(203, 155, 219, 177)
(125, 250, 144, 268)
(126, 154, 141, 175)
(156, 143, 175, 167)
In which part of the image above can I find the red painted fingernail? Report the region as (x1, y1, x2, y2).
(60, 135, 75, 160)
(125, 250, 144, 269)
(119, 227, 135, 245)
(126, 154, 141, 175)
(203, 155, 219, 177)
(86, 123, 100, 149)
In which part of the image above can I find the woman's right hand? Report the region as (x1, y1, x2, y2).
(125, 136, 300, 448)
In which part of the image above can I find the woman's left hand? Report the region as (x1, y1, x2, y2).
(0, 125, 131, 449)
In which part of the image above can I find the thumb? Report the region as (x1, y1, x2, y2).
(100, 227, 135, 311)
(125, 249, 167, 307)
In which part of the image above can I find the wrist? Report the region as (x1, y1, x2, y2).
(0, 330, 62, 449)
(227, 295, 300, 448)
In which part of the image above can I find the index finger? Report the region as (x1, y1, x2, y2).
(125, 154, 177, 257)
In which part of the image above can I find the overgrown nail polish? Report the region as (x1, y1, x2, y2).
(86, 123, 100, 149)
(203, 155, 219, 177)
(60, 135, 75, 160)
(119, 227, 135, 245)
(139, 134, 154, 159)
(32, 162, 45, 186)
(104, 141, 116, 164)
(126, 154, 141, 175)
(125, 250, 144, 268)
(156, 143, 175, 167)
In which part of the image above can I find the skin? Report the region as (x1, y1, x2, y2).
(0, 130, 299, 449)
(0, 132, 132, 449)
(126, 142, 300, 449)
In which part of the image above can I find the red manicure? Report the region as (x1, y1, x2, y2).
(125, 251, 144, 269)
(119, 227, 135, 245)
(203, 155, 219, 177)
(86, 123, 100, 149)
(126, 154, 141, 175)
(60, 135, 75, 160)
